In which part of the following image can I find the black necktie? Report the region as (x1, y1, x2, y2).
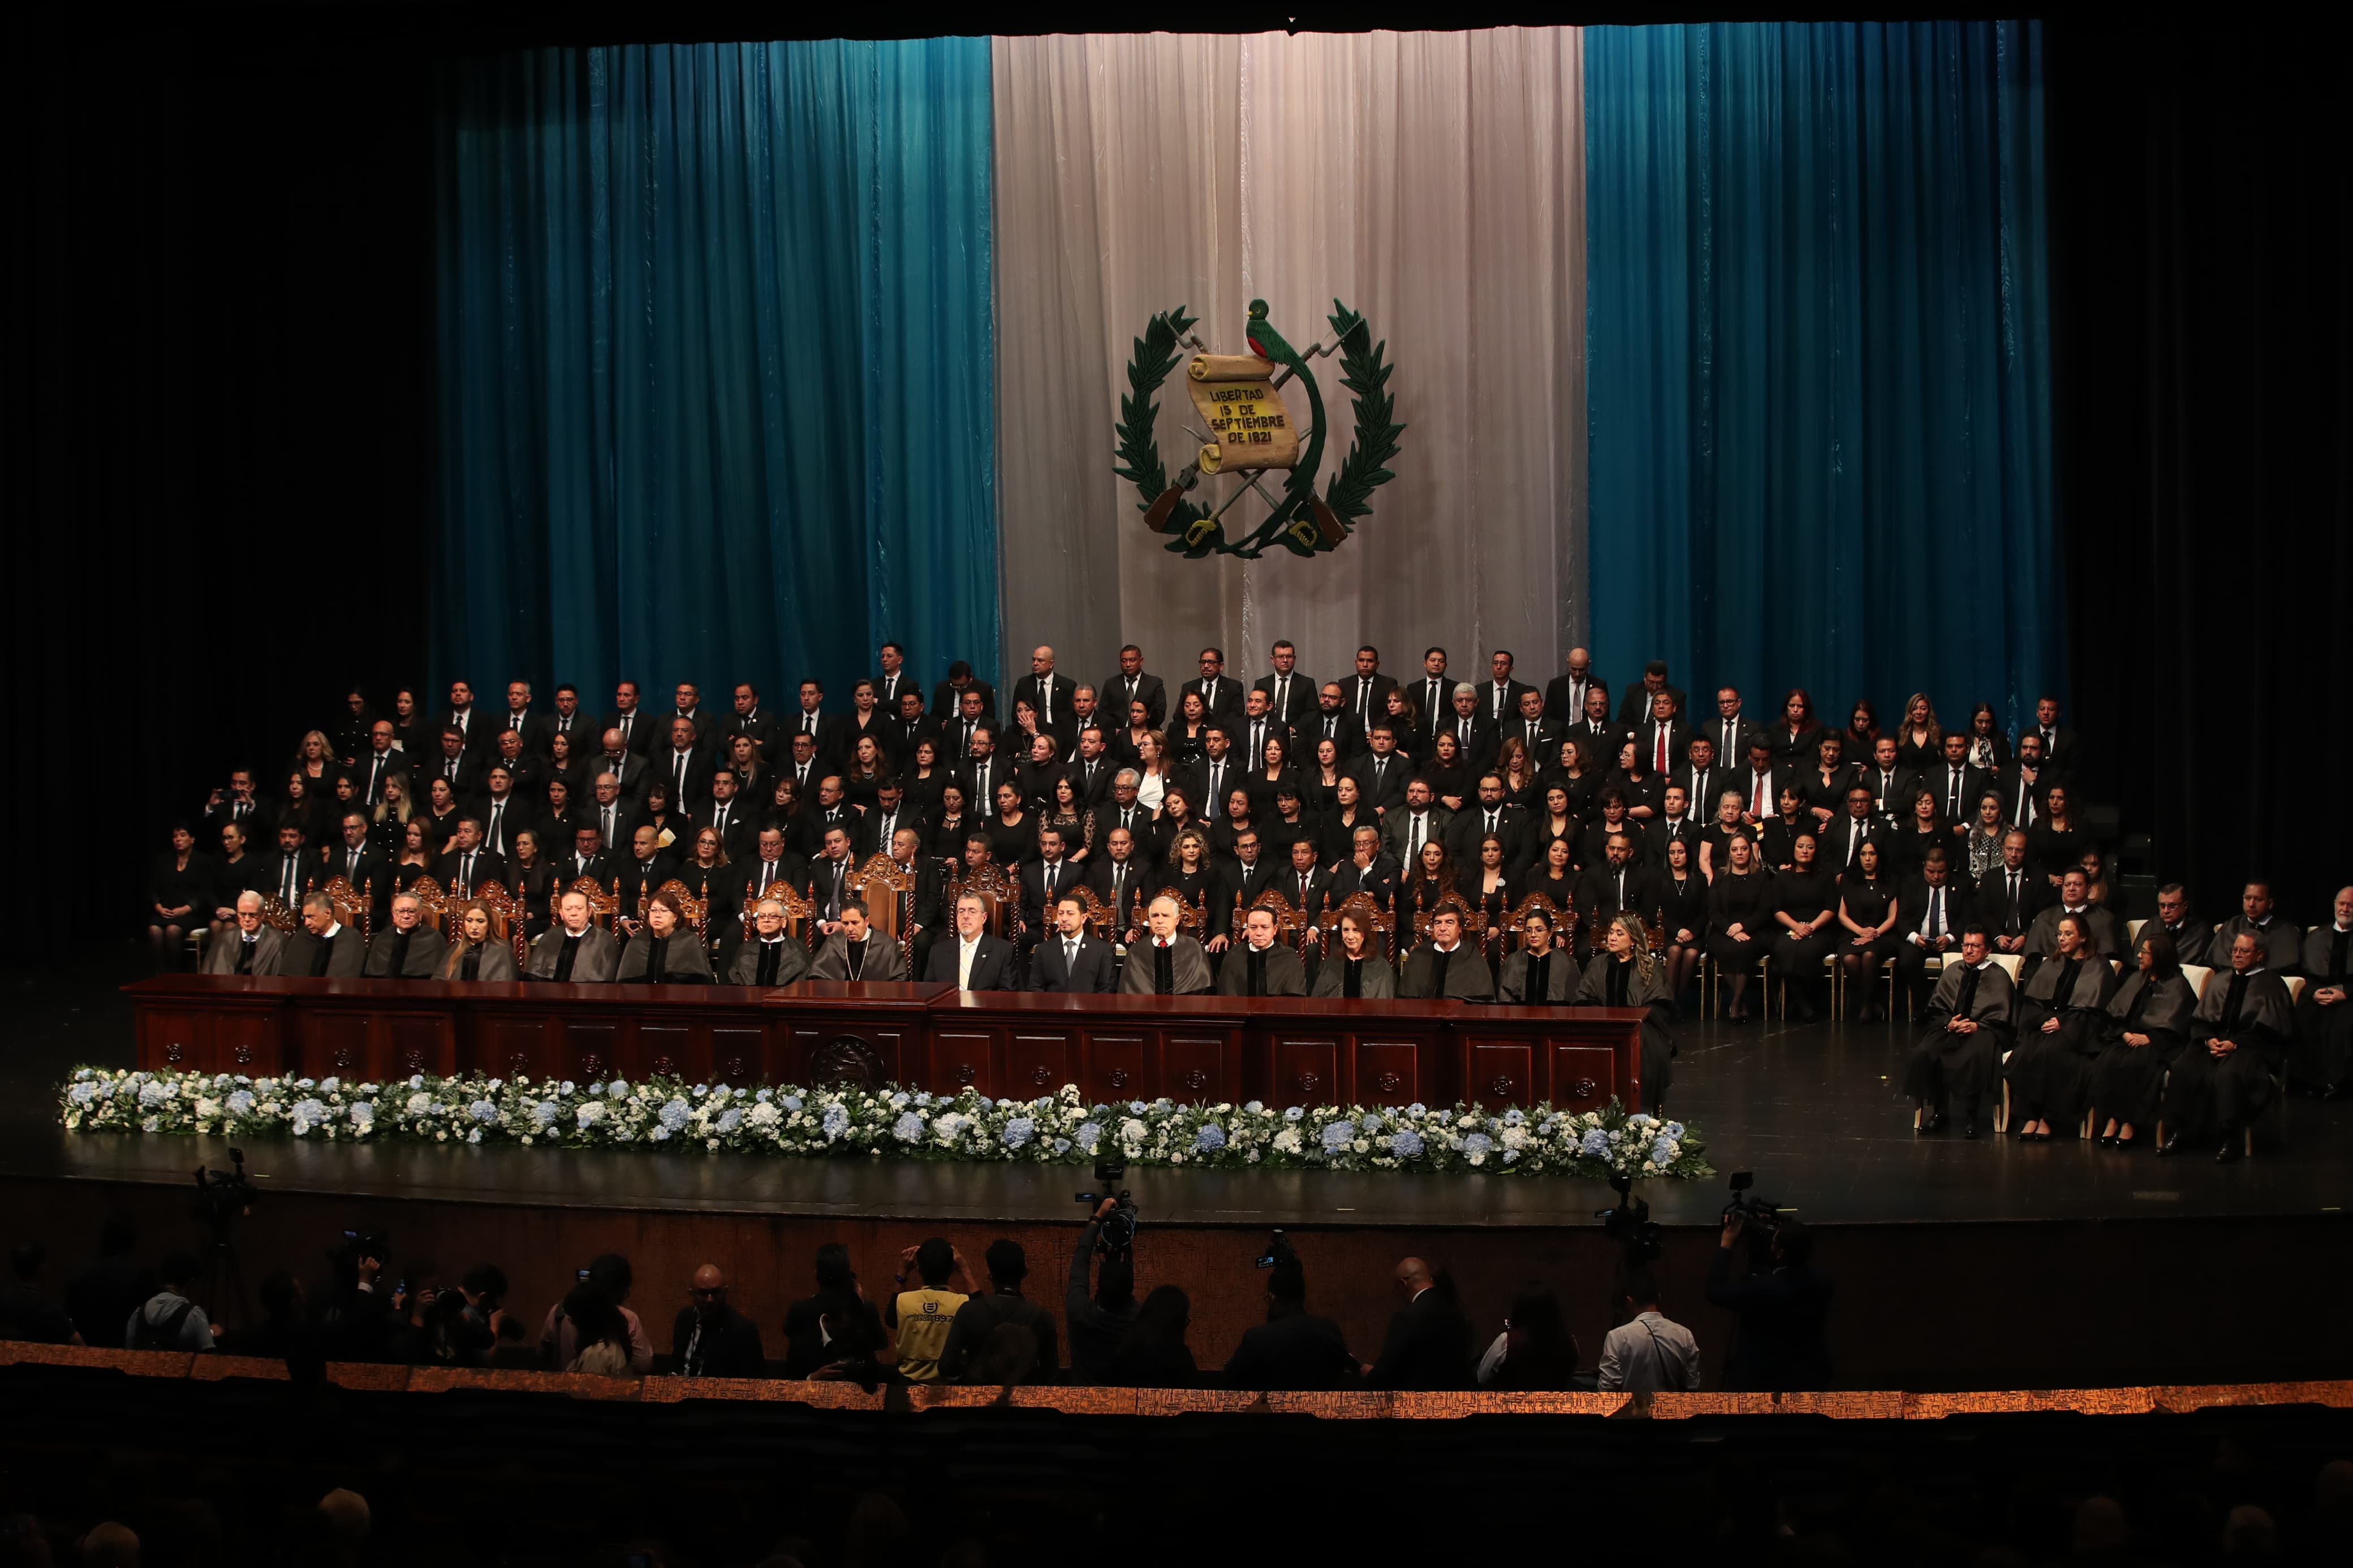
(2008, 872, 2022, 923)
(236, 939, 256, 975)
(1953, 964, 1980, 1018)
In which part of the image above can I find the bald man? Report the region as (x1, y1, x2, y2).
(1366, 1255, 1474, 1390)
(1012, 645, 1077, 731)
(671, 1264, 765, 1377)
(364, 893, 448, 978)
(1119, 895, 1212, 995)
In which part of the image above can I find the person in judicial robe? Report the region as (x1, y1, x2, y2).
(731, 899, 815, 986)
(1214, 909, 1308, 997)
(1495, 907, 1576, 1002)
(2289, 887, 2353, 1095)
(2087, 934, 2199, 1148)
(1399, 905, 1493, 1000)
(2004, 912, 2121, 1139)
(363, 895, 447, 978)
(2133, 885, 2216, 970)
(1902, 930, 2012, 1137)
(1029, 893, 1118, 993)
(526, 892, 619, 983)
(1309, 907, 1397, 998)
(808, 904, 907, 982)
(1574, 913, 1677, 1111)
(2213, 883, 2304, 974)
(615, 891, 716, 983)
(203, 893, 287, 977)
(282, 895, 366, 978)
(2023, 870, 2125, 962)
(439, 901, 520, 981)
(1119, 897, 1213, 995)
(2160, 932, 2296, 1161)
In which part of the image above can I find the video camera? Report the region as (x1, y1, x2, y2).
(1075, 1159, 1137, 1258)
(192, 1149, 256, 1243)
(1253, 1229, 1298, 1270)
(1594, 1172, 1662, 1263)
(1721, 1170, 1783, 1260)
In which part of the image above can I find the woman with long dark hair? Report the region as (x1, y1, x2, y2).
(2005, 912, 2121, 1141)
(1767, 832, 1837, 1021)
(2087, 932, 2196, 1150)
(1576, 914, 1679, 1112)
(1477, 1284, 1581, 1391)
(1657, 835, 1709, 999)
(1964, 702, 2011, 774)
(1839, 699, 1882, 767)
(1833, 840, 1902, 1021)
(1770, 688, 1824, 770)
(147, 824, 212, 969)
(1705, 831, 1773, 1023)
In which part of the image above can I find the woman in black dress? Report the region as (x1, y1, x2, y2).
(902, 738, 949, 815)
(2088, 932, 2196, 1150)
(1531, 785, 1579, 869)
(1304, 737, 1347, 817)
(1403, 840, 1459, 928)
(419, 776, 467, 854)
(1833, 840, 1903, 1021)
(282, 771, 332, 854)
(1839, 699, 1881, 767)
(675, 827, 733, 910)
(390, 689, 434, 761)
(1699, 789, 1752, 881)
(1963, 702, 2011, 775)
(508, 829, 557, 938)
(1318, 776, 1372, 868)
(2006, 913, 2120, 1140)
(841, 737, 890, 814)
(1545, 737, 1600, 824)
(1468, 833, 1514, 955)
(1160, 828, 1222, 945)
(2028, 784, 2085, 885)
(148, 824, 213, 969)
(1887, 788, 1956, 880)
(1382, 688, 1423, 762)
(1759, 785, 1811, 872)
(1705, 831, 1774, 1022)
(928, 783, 971, 862)
(1800, 731, 1854, 831)
(544, 729, 589, 807)
(1607, 739, 1660, 825)
(1170, 689, 1214, 769)
(1768, 831, 1838, 1021)
(1260, 785, 1317, 863)
(724, 733, 770, 809)
(1208, 787, 1259, 862)
(1655, 835, 1709, 1000)
(1042, 775, 1091, 867)
(640, 779, 688, 854)
(537, 778, 579, 854)
(1514, 836, 1580, 938)
(1894, 694, 1945, 771)
(986, 782, 1034, 870)
(1769, 688, 1825, 771)
(1494, 737, 1541, 811)
(391, 817, 439, 895)
(287, 729, 339, 797)
(1248, 733, 1299, 818)
(1422, 729, 1471, 813)
(1578, 790, 1636, 871)
(1150, 787, 1199, 865)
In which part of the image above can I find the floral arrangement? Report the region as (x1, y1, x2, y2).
(57, 1067, 1711, 1180)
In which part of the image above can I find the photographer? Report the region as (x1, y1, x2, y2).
(1596, 1269, 1701, 1394)
(316, 1233, 404, 1363)
(416, 1263, 511, 1368)
(127, 1254, 221, 1351)
(939, 1239, 1058, 1384)
(1705, 1216, 1832, 1393)
(1065, 1198, 1139, 1385)
(1224, 1254, 1358, 1391)
(884, 1237, 977, 1384)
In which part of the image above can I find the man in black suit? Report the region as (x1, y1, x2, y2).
(888, 687, 938, 764)
(440, 820, 506, 900)
(534, 683, 589, 758)
(1344, 645, 1399, 735)
(1676, 736, 1729, 831)
(1225, 829, 1281, 912)
(1030, 891, 1118, 994)
(956, 725, 1003, 817)
(658, 718, 713, 813)
(1104, 643, 1166, 732)
(697, 768, 757, 862)
(925, 892, 1014, 990)
(283, 892, 367, 978)
(1017, 827, 1084, 961)
(1998, 732, 2053, 830)
(855, 781, 920, 858)
(1331, 824, 1400, 915)
(1186, 647, 1245, 720)
(1637, 690, 1693, 779)
(1096, 771, 1156, 855)
(1858, 735, 1921, 824)
(1182, 727, 1239, 824)
(1480, 650, 1536, 727)
(779, 730, 822, 804)
(1010, 645, 1079, 732)
(1616, 660, 1688, 731)
(728, 683, 781, 763)
(595, 729, 650, 804)
(426, 727, 484, 808)
(1739, 738, 1786, 826)
(1065, 729, 1117, 809)
(497, 681, 538, 759)
(1579, 832, 1654, 933)
(782, 680, 840, 768)
(1500, 687, 1555, 766)
(561, 824, 614, 891)
(442, 679, 492, 758)
(351, 724, 402, 804)
(1367, 1256, 1473, 1390)
(1544, 646, 1605, 731)
(1348, 724, 1412, 817)
(588, 771, 643, 865)
(1571, 684, 1626, 767)
(1235, 689, 1293, 777)
(883, 824, 947, 979)
(1086, 824, 1154, 939)
(605, 680, 658, 757)
(328, 812, 388, 912)
(1928, 732, 1993, 826)
(735, 826, 804, 915)
(870, 641, 917, 718)
(1215, 905, 1308, 996)
(1279, 837, 1337, 930)
(1821, 787, 1890, 876)
(1893, 848, 1972, 1013)
(807, 824, 858, 937)
(1701, 685, 1759, 768)
(1648, 783, 1704, 871)
(1436, 683, 1496, 772)
(1307, 683, 1365, 762)
(1407, 648, 1453, 742)
(476, 768, 527, 861)
(667, 682, 713, 742)
(2024, 695, 2078, 774)
(1251, 640, 1316, 728)
(260, 824, 324, 910)
(929, 660, 997, 725)
(1984, 829, 2054, 954)
(1449, 774, 1531, 872)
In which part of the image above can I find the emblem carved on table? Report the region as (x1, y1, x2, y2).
(725, 1056, 747, 1081)
(403, 1047, 425, 1072)
(1294, 1071, 1321, 1095)
(508, 1053, 530, 1081)
(1107, 1068, 1130, 1090)
(579, 1054, 604, 1079)
(233, 1045, 253, 1065)
(1488, 1075, 1516, 1098)
(164, 1042, 185, 1065)
(1374, 1070, 1402, 1095)
(1571, 1078, 1599, 1100)
(953, 1063, 977, 1086)
(652, 1056, 676, 1077)
(1182, 1069, 1208, 1092)
(333, 1048, 355, 1071)
(1031, 1065, 1054, 1087)
(811, 1036, 885, 1090)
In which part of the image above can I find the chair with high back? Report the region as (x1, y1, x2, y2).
(323, 876, 373, 944)
(1318, 892, 1398, 966)
(408, 876, 448, 932)
(850, 853, 913, 966)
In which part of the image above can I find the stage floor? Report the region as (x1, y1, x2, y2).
(7, 949, 2350, 1230)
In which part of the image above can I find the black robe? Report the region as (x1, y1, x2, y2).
(2288, 925, 2353, 1087)
(2163, 966, 2295, 1138)
(1574, 953, 1677, 1111)
(1902, 960, 2013, 1116)
(2005, 953, 2119, 1126)
(2086, 970, 2197, 1128)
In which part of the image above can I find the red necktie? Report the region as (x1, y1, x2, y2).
(1655, 726, 1669, 773)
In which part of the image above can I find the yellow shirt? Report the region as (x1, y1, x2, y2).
(892, 1288, 969, 1381)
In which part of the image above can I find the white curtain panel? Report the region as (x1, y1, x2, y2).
(991, 28, 1587, 697)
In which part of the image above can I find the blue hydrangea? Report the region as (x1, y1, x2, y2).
(319, 1076, 341, 1093)
(1075, 1120, 1102, 1147)
(649, 1126, 670, 1141)
(821, 1103, 850, 1138)
(1649, 1137, 1677, 1165)
(975, 1096, 994, 1112)
(891, 1111, 925, 1142)
(716, 1108, 743, 1134)
(469, 1099, 499, 1124)
(225, 1090, 255, 1116)
(1462, 1132, 1494, 1157)
(347, 1103, 374, 1128)
(1052, 1137, 1072, 1154)
(1320, 1120, 1356, 1151)
(1002, 1117, 1037, 1149)
(1129, 1100, 1148, 1115)
(1153, 1098, 1173, 1112)
(1665, 1122, 1686, 1141)
(755, 1088, 773, 1103)
(408, 1074, 425, 1088)
(890, 1092, 911, 1109)
(557, 1081, 574, 1095)
(1503, 1108, 1525, 1126)
(68, 1082, 100, 1107)
(1283, 1105, 1305, 1122)
(1387, 1129, 1425, 1158)
(914, 1092, 934, 1108)
(1504, 1149, 1520, 1164)
(533, 1100, 561, 1128)
(291, 1096, 326, 1125)
(1579, 1128, 1611, 1157)
(467, 1128, 483, 1144)
(782, 1095, 803, 1112)
(1359, 1110, 1384, 1132)
(138, 1081, 171, 1108)
(1193, 1124, 1227, 1153)
(658, 1098, 691, 1131)
(1406, 1102, 1428, 1118)
(1243, 1100, 1264, 1114)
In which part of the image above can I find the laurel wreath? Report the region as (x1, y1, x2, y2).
(1114, 302, 1403, 559)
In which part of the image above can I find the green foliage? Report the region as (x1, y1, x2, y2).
(1112, 306, 1216, 555)
(1322, 300, 1405, 527)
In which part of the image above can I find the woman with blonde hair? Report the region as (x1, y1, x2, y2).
(1894, 693, 1943, 770)
(439, 899, 520, 980)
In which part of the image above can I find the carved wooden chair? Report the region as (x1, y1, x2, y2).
(407, 876, 448, 932)
(255, 895, 301, 935)
(850, 853, 914, 966)
(1246, 886, 1308, 951)
(739, 879, 817, 948)
(566, 876, 620, 932)
(322, 876, 373, 943)
(1318, 892, 1398, 964)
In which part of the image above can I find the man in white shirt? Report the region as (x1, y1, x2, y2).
(1595, 1271, 1701, 1394)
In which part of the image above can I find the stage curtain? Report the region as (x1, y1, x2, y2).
(433, 39, 999, 703)
(991, 29, 1587, 694)
(1585, 21, 2053, 735)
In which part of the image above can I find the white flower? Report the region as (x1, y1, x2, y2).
(407, 1093, 433, 1115)
(1273, 1128, 1303, 1155)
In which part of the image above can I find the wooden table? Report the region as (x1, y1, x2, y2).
(123, 976, 1647, 1109)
